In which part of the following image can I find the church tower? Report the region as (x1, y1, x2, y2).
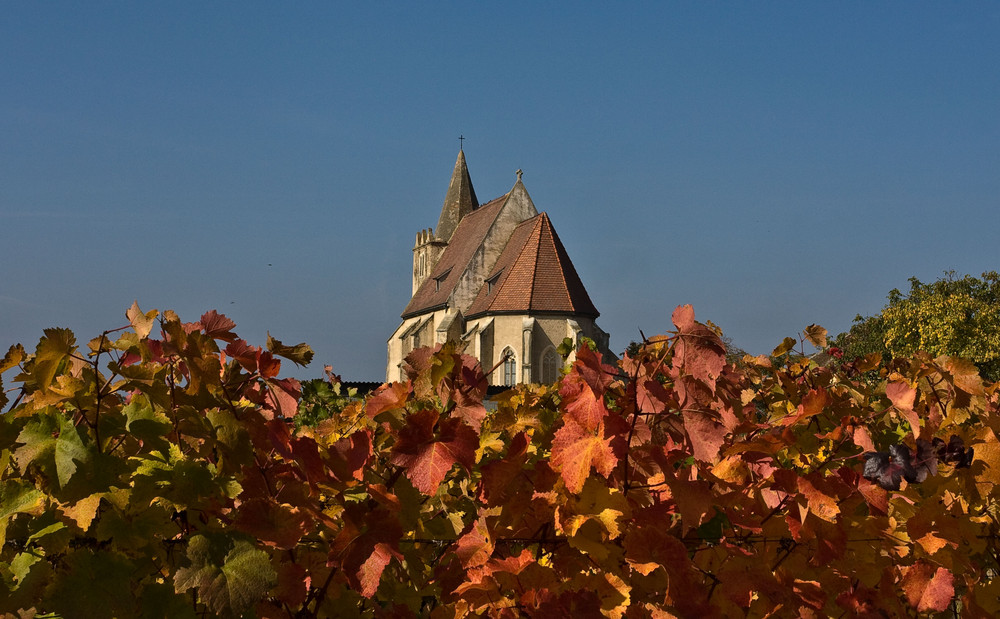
(411, 149, 478, 294)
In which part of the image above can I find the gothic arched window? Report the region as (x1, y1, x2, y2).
(502, 348, 517, 387)
(541, 347, 559, 384)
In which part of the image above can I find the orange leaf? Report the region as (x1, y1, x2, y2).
(365, 381, 411, 419)
(454, 518, 493, 568)
(551, 419, 617, 493)
(902, 561, 954, 612)
(559, 345, 614, 431)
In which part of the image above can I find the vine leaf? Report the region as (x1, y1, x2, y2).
(886, 381, 920, 439)
(14, 411, 89, 488)
(803, 324, 828, 349)
(126, 301, 159, 340)
(559, 345, 615, 431)
(174, 534, 276, 617)
(551, 419, 617, 493)
(671, 305, 726, 384)
(390, 409, 477, 494)
(901, 561, 954, 612)
(266, 332, 314, 366)
(200, 310, 238, 342)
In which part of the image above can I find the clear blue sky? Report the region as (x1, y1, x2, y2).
(2, 3, 998, 380)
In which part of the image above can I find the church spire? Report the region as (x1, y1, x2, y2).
(435, 148, 479, 242)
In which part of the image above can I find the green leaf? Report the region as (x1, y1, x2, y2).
(174, 533, 276, 617)
(123, 394, 172, 452)
(13, 409, 90, 489)
(266, 332, 314, 367)
(0, 479, 46, 546)
(9, 551, 41, 584)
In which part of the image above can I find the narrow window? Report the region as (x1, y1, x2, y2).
(502, 348, 517, 386)
(541, 348, 559, 384)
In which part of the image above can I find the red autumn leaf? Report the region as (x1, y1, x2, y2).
(389, 410, 478, 494)
(232, 498, 313, 550)
(365, 381, 411, 419)
(199, 310, 238, 342)
(358, 543, 395, 598)
(443, 355, 488, 431)
(290, 436, 330, 488)
(680, 407, 727, 464)
(258, 351, 281, 379)
(901, 560, 955, 612)
(273, 562, 309, 608)
(671, 304, 726, 385)
(327, 430, 372, 482)
(265, 376, 301, 418)
(454, 517, 493, 568)
(479, 431, 530, 506)
(402, 345, 448, 400)
(266, 418, 294, 458)
(333, 505, 403, 599)
(559, 345, 614, 431)
(551, 419, 617, 493)
(224, 339, 259, 372)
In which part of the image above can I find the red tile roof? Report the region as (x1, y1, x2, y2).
(401, 195, 507, 319)
(465, 212, 599, 319)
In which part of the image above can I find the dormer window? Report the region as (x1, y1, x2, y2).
(434, 268, 452, 292)
(486, 271, 502, 295)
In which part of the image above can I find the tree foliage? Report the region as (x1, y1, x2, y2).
(2, 303, 1000, 617)
(838, 271, 1000, 381)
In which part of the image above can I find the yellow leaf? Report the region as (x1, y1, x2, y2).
(61, 494, 103, 531)
(126, 301, 158, 340)
(771, 337, 798, 357)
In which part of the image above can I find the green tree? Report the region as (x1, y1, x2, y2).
(837, 271, 1000, 381)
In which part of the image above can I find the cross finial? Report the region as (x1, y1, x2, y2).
(458, 135, 465, 150)
(516, 169, 523, 181)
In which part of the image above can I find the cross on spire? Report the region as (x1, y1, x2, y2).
(458, 135, 465, 150)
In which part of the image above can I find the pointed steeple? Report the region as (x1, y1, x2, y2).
(435, 149, 479, 242)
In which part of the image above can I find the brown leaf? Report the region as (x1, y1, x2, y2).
(803, 324, 828, 349)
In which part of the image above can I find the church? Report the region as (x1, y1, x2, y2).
(386, 149, 612, 385)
